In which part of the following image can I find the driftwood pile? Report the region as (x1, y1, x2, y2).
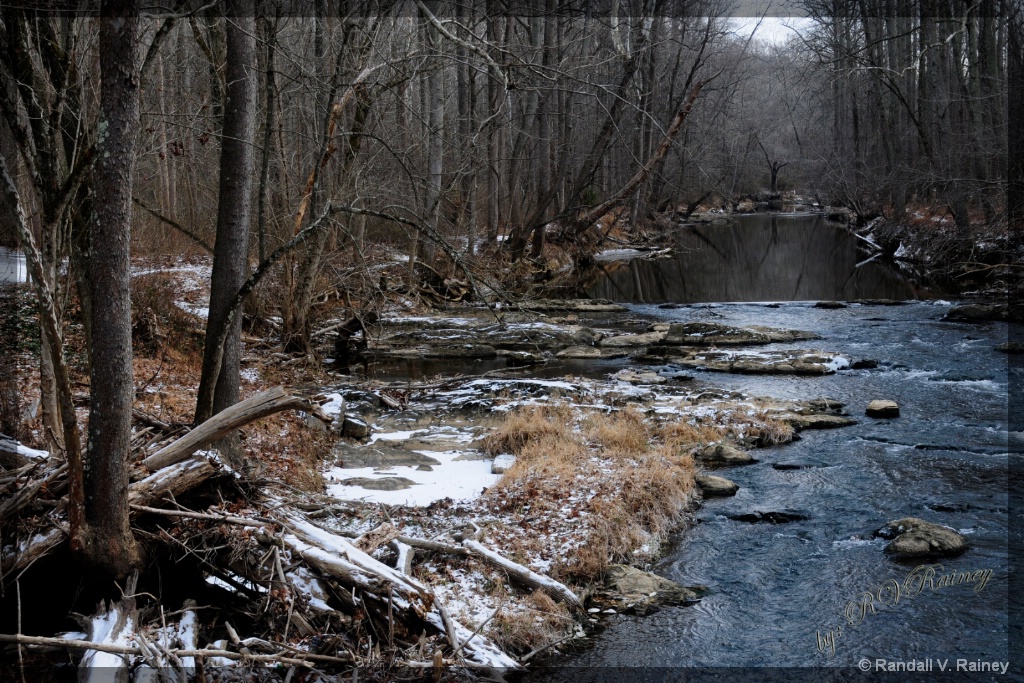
(0, 387, 582, 681)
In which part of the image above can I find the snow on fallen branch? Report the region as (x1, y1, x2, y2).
(462, 539, 582, 610)
(143, 387, 328, 472)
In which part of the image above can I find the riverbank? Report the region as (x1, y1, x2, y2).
(868, 212, 1021, 299)
(1, 256, 871, 678)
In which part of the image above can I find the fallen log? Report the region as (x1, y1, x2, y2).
(275, 511, 523, 670)
(142, 387, 326, 472)
(0, 434, 48, 470)
(277, 512, 432, 608)
(129, 456, 220, 507)
(76, 574, 139, 683)
(0, 463, 67, 525)
(462, 539, 582, 610)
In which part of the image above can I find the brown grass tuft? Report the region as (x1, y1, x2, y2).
(582, 406, 648, 455)
(658, 420, 723, 450)
(746, 413, 796, 445)
(480, 404, 575, 456)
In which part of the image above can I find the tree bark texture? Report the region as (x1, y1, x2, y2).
(84, 1, 143, 580)
(195, 5, 257, 438)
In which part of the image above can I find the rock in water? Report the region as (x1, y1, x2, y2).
(602, 564, 706, 615)
(696, 474, 739, 497)
(814, 301, 847, 309)
(876, 517, 968, 558)
(695, 443, 756, 467)
(728, 510, 810, 524)
(866, 400, 900, 418)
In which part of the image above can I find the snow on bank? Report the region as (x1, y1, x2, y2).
(325, 448, 499, 506)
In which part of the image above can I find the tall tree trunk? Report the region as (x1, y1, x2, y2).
(256, 15, 278, 265)
(83, 0, 143, 581)
(195, 3, 257, 454)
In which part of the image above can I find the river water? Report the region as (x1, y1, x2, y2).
(528, 215, 1017, 681)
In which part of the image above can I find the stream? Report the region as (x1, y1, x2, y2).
(524, 215, 1016, 679)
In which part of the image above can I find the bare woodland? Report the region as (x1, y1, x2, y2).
(0, 0, 1019, 679)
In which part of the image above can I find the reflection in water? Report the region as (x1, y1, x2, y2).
(587, 214, 920, 303)
(0, 249, 26, 284)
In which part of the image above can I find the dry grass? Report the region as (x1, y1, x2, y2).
(657, 420, 723, 450)
(480, 404, 575, 457)
(746, 413, 796, 445)
(480, 405, 723, 586)
(490, 590, 574, 653)
(582, 406, 648, 455)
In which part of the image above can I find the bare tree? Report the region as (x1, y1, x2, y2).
(79, 0, 144, 580)
(195, 2, 258, 452)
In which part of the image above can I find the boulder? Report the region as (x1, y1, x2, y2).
(851, 359, 879, 369)
(696, 474, 739, 497)
(669, 349, 850, 375)
(814, 301, 847, 309)
(850, 299, 907, 306)
(876, 517, 968, 558)
(695, 443, 756, 467)
(517, 299, 628, 313)
(491, 454, 516, 474)
(942, 303, 1009, 323)
(501, 350, 546, 366)
(422, 344, 498, 359)
(662, 322, 771, 346)
(602, 564, 706, 615)
(866, 400, 900, 418)
(728, 510, 810, 524)
(341, 416, 371, 439)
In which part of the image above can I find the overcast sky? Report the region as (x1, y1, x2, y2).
(730, 16, 815, 45)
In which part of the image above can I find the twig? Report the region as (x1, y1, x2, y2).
(519, 632, 580, 664)
(450, 601, 504, 659)
(129, 504, 276, 528)
(0, 633, 354, 666)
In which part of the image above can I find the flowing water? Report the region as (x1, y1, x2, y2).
(526, 215, 1017, 680)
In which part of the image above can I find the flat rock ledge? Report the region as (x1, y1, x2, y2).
(695, 443, 756, 467)
(338, 476, 416, 491)
(645, 348, 850, 375)
(600, 564, 706, 616)
(696, 474, 739, 497)
(875, 517, 968, 558)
